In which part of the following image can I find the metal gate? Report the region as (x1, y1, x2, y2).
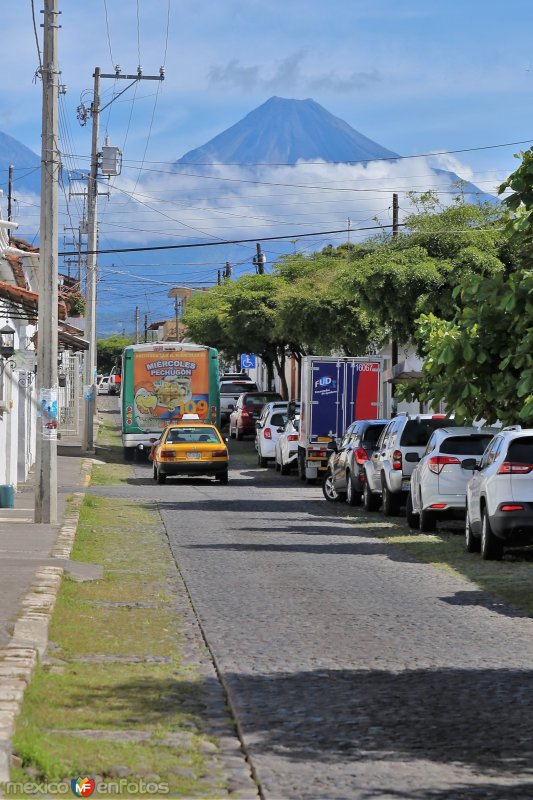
(58, 353, 82, 437)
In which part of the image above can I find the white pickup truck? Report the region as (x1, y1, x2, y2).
(220, 378, 258, 424)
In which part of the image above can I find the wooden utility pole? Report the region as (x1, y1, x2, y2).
(390, 193, 399, 413)
(7, 165, 13, 223)
(134, 306, 139, 343)
(35, 0, 60, 523)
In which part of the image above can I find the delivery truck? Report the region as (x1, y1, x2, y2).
(120, 342, 220, 460)
(297, 356, 383, 481)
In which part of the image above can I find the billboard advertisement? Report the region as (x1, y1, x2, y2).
(125, 349, 209, 433)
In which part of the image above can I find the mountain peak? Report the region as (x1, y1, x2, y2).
(177, 97, 399, 166)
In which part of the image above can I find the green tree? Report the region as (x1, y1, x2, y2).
(97, 334, 134, 374)
(400, 156, 531, 423)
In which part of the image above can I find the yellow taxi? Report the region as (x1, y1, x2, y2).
(151, 419, 229, 485)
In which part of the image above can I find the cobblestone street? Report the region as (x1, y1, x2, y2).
(93, 429, 533, 799)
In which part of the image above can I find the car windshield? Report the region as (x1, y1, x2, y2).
(165, 427, 221, 444)
(505, 436, 533, 464)
(220, 382, 258, 393)
(245, 394, 282, 406)
(400, 419, 457, 447)
(440, 435, 494, 455)
(362, 424, 386, 448)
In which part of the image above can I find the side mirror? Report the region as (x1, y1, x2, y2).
(287, 400, 297, 420)
(462, 458, 479, 471)
(255, 421, 261, 429)
(328, 440, 338, 453)
(228, 404, 235, 411)
(149, 437, 157, 443)
(404, 452, 420, 463)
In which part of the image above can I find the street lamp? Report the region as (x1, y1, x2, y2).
(0, 324, 16, 361)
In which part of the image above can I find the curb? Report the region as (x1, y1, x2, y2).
(0, 458, 93, 788)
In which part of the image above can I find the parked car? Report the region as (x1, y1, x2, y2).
(465, 426, 533, 560)
(364, 414, 459, 516)
(275, 415, 301, 474)
(220, 372, 253, 382)
(108, 366, 121, 395)
(322, 419, 388, 505)
(255, 402, 300, 467)
(220, 380, 259, 425)
(151, 420, 229, 484)
(229, 391, 283, 440)
(98, 376, 110, 395)
(406, 426, 497, 532)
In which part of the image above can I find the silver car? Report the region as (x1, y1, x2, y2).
(407, 427, 496, 532)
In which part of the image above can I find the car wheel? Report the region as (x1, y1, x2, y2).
(481, 508, 503, 560)
(346, 473, 361, 506)
(363, 480, 380, 512)
(465, 503, 481, 553)
(274, 456, 281, 472)
(419, 504, 437, 533)
(280, 459, 290, 475)
(298, 450, 306, 481)
(153, 463, 158, 482)
(406, 491, 419, 529)
(218, 470, 229, 484)
(257, 451, 268, 468)
(156, 467, 166, 485)
(382, 480, 401, 516)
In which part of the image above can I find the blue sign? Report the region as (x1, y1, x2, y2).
(240, 354, 256, 369)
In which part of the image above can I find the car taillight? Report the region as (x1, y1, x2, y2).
(263, 427, 272, 439)
(428, 455, 461, 474)
(212, 449, 227, 458)
(241, 408, 251, 417)
(355, 448, 368, 465)
(160, 449, 174, 459)
(287, 434, 298, 441)
(498, 462, 533, 474)
(392, 450, 402, 470)
(500, 504, 524, 512)
(430, 503, 447, 509)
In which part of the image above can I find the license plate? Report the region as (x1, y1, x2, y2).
(187, 452, 201, 459)
(401, 478, 410, 491)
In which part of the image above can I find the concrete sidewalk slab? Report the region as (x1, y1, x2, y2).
(0, 439, 92, 647)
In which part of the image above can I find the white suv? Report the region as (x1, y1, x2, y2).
(364, 414, 458, 516)
(465, 426, 533, 560)
(256, 402, 300, 467)
(407, 427, 496, 532)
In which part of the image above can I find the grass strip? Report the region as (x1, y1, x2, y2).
(366, 512, 533, 616)
(7, 493, 231, 798)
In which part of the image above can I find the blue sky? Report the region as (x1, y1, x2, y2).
(1, 1, 533, 331)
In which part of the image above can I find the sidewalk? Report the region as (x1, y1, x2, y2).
(0, 437, 93, 649)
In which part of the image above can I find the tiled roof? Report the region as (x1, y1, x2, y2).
(0, 282, 67, 322)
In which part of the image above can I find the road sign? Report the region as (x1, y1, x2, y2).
(241, 354, 256, 370)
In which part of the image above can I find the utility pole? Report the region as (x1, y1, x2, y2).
(217, 270, 221, 286)
(144, 313, 148, 343)
(82, 66, 100, 452)
(390, 193, 399, 414)
(35, 0, 60, 523)
(81, 65, 164, 451)
(253, 242, 266, 274)
(224, 261, 232, 279)
(7, 165, 13, 223)
(134, 306, 139, 343)
(174, 296, 179, 340)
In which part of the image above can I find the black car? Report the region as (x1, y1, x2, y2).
(323, 419, 388, 505)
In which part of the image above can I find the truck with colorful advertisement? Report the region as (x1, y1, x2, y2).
(297, 356, 383, 481)
(120, 342, 220, 460)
